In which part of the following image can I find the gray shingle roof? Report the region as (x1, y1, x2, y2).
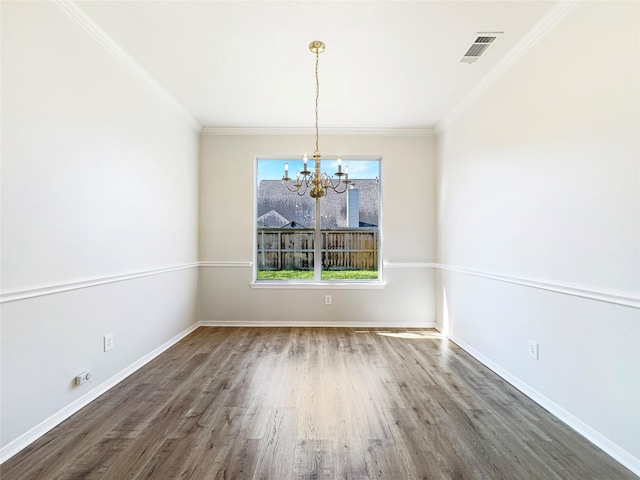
(257, 179, 379, 228)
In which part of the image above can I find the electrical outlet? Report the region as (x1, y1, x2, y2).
(104, 333, 114, 352)
(325, 295, 332, 305)
(528, 340, 539, 360)
(75, 371, 92, 385)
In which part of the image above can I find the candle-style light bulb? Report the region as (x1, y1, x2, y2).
(284, 163, 289, 175)
(303, 153, 308, 169)
(337, 155, 342, 174)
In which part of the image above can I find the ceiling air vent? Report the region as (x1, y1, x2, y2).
(460, 32, 503, 64)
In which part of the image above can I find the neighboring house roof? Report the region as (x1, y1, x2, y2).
(257, 209, 289, 227)
(257, 179, 379, 228)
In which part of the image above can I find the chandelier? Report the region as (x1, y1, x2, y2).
(282, 41, 351, 198)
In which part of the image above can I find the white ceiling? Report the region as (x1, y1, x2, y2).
(76, 0, 557, 130)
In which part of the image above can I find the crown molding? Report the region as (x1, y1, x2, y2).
(435, 0, 580, 134)
(53, 0, 201, 133)
(201, 127, 435, 137)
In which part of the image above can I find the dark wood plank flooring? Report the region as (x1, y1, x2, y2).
(1, 327, 635, 479)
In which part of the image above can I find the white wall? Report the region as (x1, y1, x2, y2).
(199, 134, 436, 326)
(436, 1, 639, 473)
(4, 0, 636, 474)
(1, 1, 200, 453)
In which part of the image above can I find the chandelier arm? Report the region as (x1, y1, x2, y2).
(283, 179, 308, 196)
(329, 179, 350, 194)
(305, 173, 316, 187)
(329, 182, 350, 194)
(319, 173, 348, 193)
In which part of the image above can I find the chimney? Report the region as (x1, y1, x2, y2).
(347, 188, 359, 228)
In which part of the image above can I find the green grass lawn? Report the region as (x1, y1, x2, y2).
(257, 270, 378, 280)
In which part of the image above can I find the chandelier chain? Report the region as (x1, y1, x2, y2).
(281, 41, 351, 198)
(314, 49, 320, 157)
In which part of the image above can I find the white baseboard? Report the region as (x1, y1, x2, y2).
(19, 320, 634, 477)
(448, 334, 640, 477)
(0, 323, 201, 464)
(199, 320, 436, 328)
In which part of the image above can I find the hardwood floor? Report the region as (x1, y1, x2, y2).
(1, 327, 635, 479)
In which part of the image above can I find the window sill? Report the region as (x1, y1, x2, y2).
(250, 281, 385, 290)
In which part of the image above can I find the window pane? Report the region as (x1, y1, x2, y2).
(320, 160, 379, 280)
(256, 158, 380, 281)
(256, 229, 314, 280)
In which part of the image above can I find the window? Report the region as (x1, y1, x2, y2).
(255, 157, 381, 282)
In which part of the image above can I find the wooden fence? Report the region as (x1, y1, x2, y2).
(256, 228, 378, 271)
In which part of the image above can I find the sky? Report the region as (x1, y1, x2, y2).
(257, 158, 379, 182)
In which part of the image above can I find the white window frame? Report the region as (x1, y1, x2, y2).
(251, 155, 384, 289)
